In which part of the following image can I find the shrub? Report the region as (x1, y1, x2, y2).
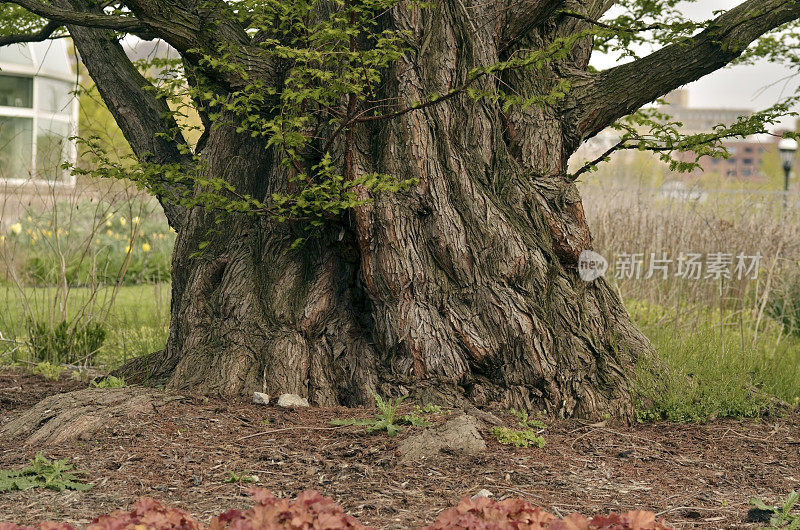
(766, 275, 800, 336)
(425, 496, 673, 530)
(0, 489, 674, 530)
(28, 319, 106, 365)
(210, 488, 368, 530)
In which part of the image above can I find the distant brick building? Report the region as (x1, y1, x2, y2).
(661, 90, 751, 134)
(674, 134, 777, 179)
(662, 90, 783, 180)
(572, 89, 789, 181)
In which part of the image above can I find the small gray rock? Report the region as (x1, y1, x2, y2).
(277, 393, 309, 408)
(399, 414, 485, 461)
(471, 489, 493, 500)
(252, 392, 270, 405)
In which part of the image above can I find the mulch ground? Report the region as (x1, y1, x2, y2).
(1, 368, 799, 529)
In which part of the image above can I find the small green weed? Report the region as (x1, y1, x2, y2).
(749, 491, 799, 529)
(31, 361, 63, 381)
(90, 375, 126, 388)
(509, 408, 547, 429)
(331, 392, 407, 436)
(490, 426, 546, 448)
(419, 403, 444, 414)
(331, 393, 443, 435)
(400, 410, 432, 427)
(0, 452, 92, 492)
(224, 470, 259, 484)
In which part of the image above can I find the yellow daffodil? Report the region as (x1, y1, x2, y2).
(106, 220, 112, 227)
(119, 217, 127, 226)
(0, 235, 5, 244)
(133, 216, 141, 224)
(114, 233, 120, 240)
(107, 229, 113, 236)
(142, 242, 151, 252)
(9, 222, 22, 234)
(124, 245, 131, 253)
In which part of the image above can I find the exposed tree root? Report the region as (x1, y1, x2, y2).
(0, 386, 183, 445)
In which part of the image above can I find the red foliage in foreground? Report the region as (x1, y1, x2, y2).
(209, 489, 369, 530)
(0, 488, 672, 530)
(423, 496, 673, 529)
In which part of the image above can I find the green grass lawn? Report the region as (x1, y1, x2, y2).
(0, 283, 170, 368)
(2, 282, 799, 423)
(629, 299, 800, 422)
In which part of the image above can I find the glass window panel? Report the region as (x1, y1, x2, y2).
(35, 120, 71, 181)
(37, 78, 75, 114)
(0, 44, 33, 66)
(0, 75, 33, 108)
(0, 117, 33, 180)
(31, 41, 72, 77)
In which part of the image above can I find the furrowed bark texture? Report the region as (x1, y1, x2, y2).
(45, 0, 797, 419)
(117, 4, 652, 420)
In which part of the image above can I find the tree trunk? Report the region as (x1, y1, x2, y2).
(117, 5, 654, 420)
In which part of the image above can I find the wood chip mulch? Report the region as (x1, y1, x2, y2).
(1, 369, 798, 529)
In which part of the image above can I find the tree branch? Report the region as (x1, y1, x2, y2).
(0, 20, 61, 46)
(61, 2, 191, 229)
(3, 0, 149, 32)
(501, 0, 566, 50)
(568, 0, 800, 142)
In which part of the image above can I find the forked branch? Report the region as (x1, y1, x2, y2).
(569, 0, 800, 141)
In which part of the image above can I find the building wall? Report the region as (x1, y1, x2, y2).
(0, 41, 79, 226)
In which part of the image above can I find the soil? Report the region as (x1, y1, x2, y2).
(1, 368, 799, 529)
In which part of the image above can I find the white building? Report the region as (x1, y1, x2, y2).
(0, 39, 78, 185)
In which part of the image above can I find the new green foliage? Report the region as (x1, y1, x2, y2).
(0, 453, 92, 493)
(750, 491, 800, 529)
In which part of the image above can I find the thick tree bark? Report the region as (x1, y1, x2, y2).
(116, 4, 653, 420)
(11, 0, 792, 419)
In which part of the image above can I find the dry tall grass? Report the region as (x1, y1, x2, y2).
(581, 179, 800, 420)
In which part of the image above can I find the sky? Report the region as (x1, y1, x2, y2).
(591, 0, 800, 128)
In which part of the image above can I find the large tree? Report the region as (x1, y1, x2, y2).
(2, 0, 798, 419)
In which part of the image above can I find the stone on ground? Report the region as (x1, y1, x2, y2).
(252, 392, 270, 405)
(277, 393, 309, 407)
(471, 489, 494, 499)
(399, 414, 485, 461)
